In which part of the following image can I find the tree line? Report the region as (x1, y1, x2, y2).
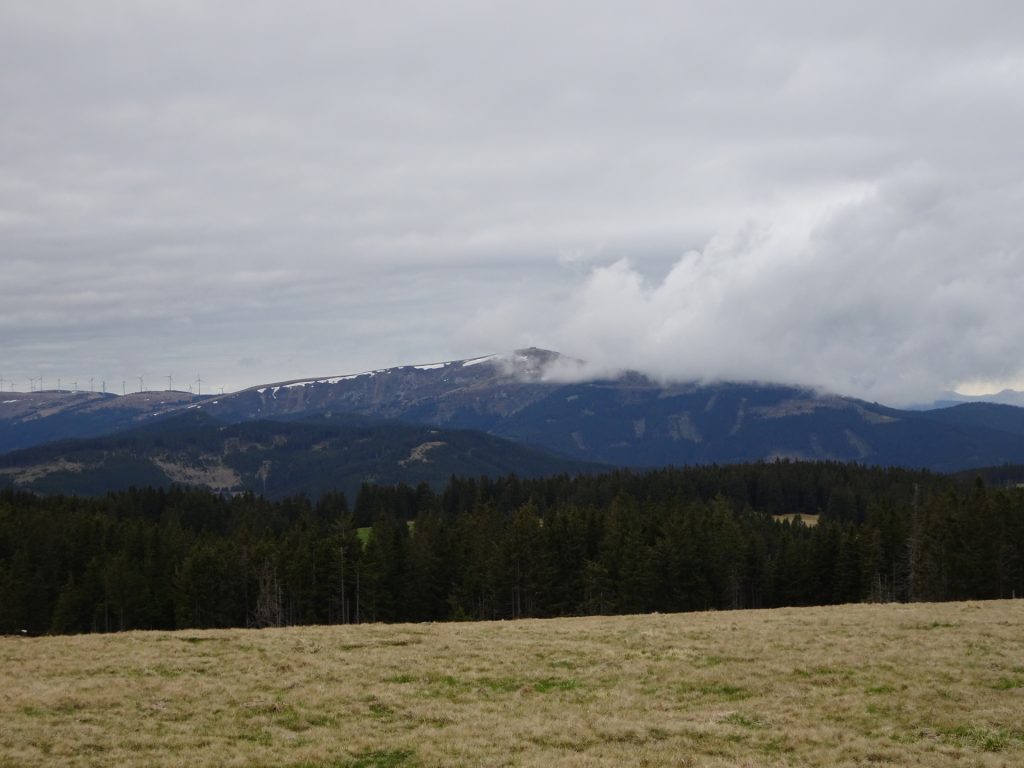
(1, 460, 1022, 635)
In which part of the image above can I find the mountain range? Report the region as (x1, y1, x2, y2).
(3, 348, 1024, 498)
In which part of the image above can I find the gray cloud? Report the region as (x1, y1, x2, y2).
(1, 2, 1023, 401)
(504, 170, 1024, 404)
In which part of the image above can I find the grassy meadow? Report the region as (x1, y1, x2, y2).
(2, 601, 1023, 767)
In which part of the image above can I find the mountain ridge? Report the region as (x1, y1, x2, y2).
(5, 348, 1024, 477)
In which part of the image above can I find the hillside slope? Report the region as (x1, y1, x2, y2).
(0, 412, 600, 500)
(0, 390, 208, 454)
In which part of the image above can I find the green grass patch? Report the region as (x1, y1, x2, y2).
(988, 676, 1024, 690)
(306, 712, 338, 728)
(532, 677, 579, 693)
(344, 749, 416, 768)
(723, 712, 768, 729)
(865, 684, 897, 695)
(548, 658, 579, 670)
(417, 673, 472, 699)
(414, 673, 577, 697)
(293, 750, 417, 768)
(357, 522, 415, 547)
(690, 654, 733, 668)
(366, 698, 394, 721)
(791, 665, 856, 686)
(242, 699, 332, 732)
(758, 735, 796, 756)
(900, 621, 960, 631)
(236, 724, 273, 746)
(938, 725, 1023, 752)
(479, 677, 523, 693)
(275, 707, 305, 732)
(148, 664, 183, 678)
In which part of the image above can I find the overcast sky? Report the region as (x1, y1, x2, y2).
(2, 1, 1023, 404)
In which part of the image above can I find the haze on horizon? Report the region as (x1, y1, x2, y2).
(2, 1, 1023, 406)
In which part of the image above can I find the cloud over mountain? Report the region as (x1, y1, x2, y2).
(517, 170, 1024, 404)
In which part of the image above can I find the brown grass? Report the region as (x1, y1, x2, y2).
(2, 601, 1023, 767)
(152, 457, 242, 492)
(771, 513, 820, 527)
(0, 459, 87, 485)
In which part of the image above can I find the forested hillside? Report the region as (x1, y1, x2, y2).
(1, 461, 1022, 635)
(0, 411, 600, 500)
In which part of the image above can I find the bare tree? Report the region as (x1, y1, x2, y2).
(252, 560, 283, 628)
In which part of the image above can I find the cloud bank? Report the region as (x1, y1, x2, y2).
(513, 170, 1024, 405)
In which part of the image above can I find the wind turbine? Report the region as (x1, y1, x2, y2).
(195, 375, 204, 396)
(72, 381, 78, 392)
(89, 378, 94, 393)
(57, 378, 62, 392)
(138, 375, 145, 393)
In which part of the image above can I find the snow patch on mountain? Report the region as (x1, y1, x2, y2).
(462, 354, 498, 367)
(240, 348, 606, 397)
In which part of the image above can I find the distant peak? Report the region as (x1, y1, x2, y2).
(497, 348, 574, 381)
(512, 346, 561, 359)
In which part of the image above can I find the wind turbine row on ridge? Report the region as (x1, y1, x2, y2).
(4, 372, 219, 396)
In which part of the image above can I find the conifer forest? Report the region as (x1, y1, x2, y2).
(2, 461, 1022, 636)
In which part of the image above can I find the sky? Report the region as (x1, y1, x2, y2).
(2, 1, 1023, 405)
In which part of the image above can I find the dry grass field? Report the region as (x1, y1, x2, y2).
(2, 601, 1023, 767)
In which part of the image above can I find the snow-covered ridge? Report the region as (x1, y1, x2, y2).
(461, 354, 498, 367)
(239, 349, 569, 399)
(246, 352, 515, 396)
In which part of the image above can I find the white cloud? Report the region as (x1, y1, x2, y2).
(503, 170, 1024, 405)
